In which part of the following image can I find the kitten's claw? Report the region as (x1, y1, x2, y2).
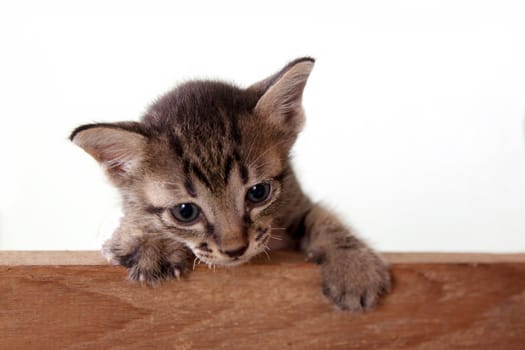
(128, 263, 186, 286)
(138, 273, 146, 283)
(174, 267, 181, 280)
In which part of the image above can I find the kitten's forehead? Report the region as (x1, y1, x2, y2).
(143, 80, 284, 192)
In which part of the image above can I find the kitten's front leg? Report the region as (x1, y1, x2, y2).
(301, 204, 391, 311)
(102, 221, 193, 285)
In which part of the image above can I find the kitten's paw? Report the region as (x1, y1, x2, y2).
(104, 241, 191, 286)
(314, 248, 391, 312)
(127, 259, 188, 286)
(101, 243, 121, 265)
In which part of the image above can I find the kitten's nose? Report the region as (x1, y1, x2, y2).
(221, 245, 248, 258)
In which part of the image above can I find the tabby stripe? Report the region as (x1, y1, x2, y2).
(197, 242, 212, 253)
(240, 165, 249, 184)
(192, 163, 211, 187)
(243, 212, 252, 225)
(232, 147, 248, 183)
(230, 114, 242, 145)
(183, 159, 191, 176)
(290, 208, 311, 240)
(206, 223, 215, 237)
(184, 179, 197, 197)
(223, 154, 234, 184)
(168, 132, 184, 158)
(255, 227, 268, 241)
(233, 149, 242, 163)
(242, 213, 252, 239)
(274, 167, 289, 182)
(145, 205, 164, 214)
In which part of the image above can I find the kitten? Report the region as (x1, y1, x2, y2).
(70, 58, 390, 311)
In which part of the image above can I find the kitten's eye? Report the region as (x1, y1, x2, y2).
(171, 203, 200, 223)
(246, 182, 272, 204)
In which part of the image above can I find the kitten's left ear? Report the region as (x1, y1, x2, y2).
(250, 57, 315, 134)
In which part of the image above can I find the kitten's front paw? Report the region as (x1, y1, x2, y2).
(104, 239, 191, 286)
(310, 248, 391, 312)
(127, 257, 188, 285)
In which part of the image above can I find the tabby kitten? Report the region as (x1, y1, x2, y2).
(70, 58, 390, 311)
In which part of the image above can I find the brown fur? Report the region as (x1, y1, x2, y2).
(70, 57, 390, 311)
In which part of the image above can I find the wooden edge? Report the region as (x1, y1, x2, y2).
(0, 250, 524, 266)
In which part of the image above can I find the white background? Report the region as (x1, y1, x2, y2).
(1, 1, 524, 252)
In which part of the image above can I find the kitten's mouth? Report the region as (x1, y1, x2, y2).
(192, 253, 248, 268)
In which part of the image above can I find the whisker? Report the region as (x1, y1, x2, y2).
(270, 235, 282, 241)
(263, 249, 271, 261)
(250, 158, 284, 172)
(244, 128, 261, 165)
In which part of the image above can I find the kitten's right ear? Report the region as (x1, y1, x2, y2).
(69, 122, 148, 183)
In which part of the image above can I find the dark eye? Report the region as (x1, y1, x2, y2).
(246, 182, 272, 204)
(171, 203, 200, 223)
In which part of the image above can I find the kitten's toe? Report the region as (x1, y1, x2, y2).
(127, 260, 189, 286)
(322, 283, 364, 312)
(101, 242, 122, 265)
(322, 283, 385, 312)
(128, 266, 157, 286)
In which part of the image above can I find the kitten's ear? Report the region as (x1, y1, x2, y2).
(69, 122, 148, 183)
(250, 57, 315, 134)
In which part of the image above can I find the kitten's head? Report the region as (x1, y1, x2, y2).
(71, 57, 314, 266)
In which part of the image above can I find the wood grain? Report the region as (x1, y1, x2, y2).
(1, 251, 524, 349)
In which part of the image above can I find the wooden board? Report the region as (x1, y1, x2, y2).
(1, 251, 524, 349)
(2, 251, 525, 265)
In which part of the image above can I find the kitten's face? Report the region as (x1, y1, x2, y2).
(139, 101, 290, 266)
(71, 58, 314, 266)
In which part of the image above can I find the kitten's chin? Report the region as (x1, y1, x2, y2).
(218, 259, 248, 267)
(193, 252, 254, 268)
